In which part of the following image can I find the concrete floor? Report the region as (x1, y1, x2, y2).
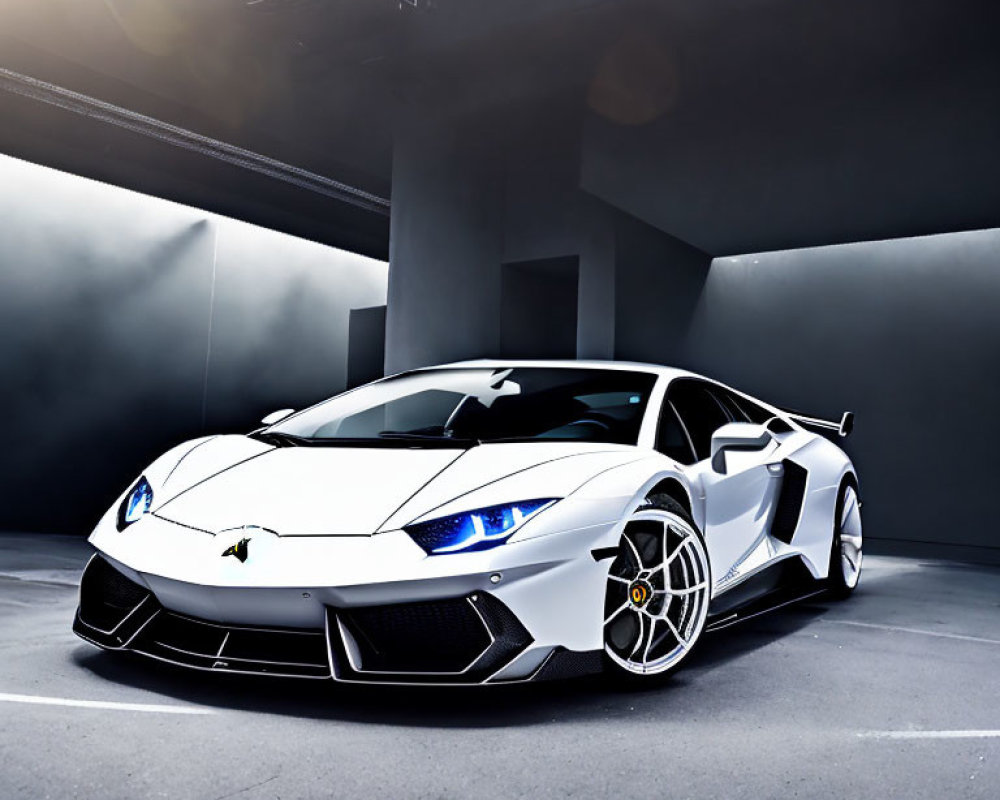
(1, 534, 998, 800)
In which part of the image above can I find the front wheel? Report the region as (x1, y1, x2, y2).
(828, 482, 863, 599)
(603, 496, 712, 680)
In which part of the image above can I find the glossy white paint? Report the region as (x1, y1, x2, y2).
(87, 359, 860, 681)
(378, 441, 642, 529)
(155, 445, 463, 536)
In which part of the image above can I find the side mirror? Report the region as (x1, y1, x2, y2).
(260, 408, 295, 426)
(710, 422, 772, 474)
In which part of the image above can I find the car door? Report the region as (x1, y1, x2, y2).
(665, 379, 780, 588)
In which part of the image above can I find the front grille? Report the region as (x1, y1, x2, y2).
(340, 596, 492, 673)
(330, 593, 533, 683)
(132, 612, 330, 678)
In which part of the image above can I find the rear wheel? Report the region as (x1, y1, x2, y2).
(603, 496, 712, 680)
(828, 482, 863, 599)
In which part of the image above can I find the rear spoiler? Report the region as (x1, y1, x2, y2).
(782, 409, 854, 438)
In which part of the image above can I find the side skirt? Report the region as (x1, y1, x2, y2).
(705, 558, 825, 632)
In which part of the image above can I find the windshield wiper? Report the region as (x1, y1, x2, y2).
(378, 431, 480, 447)
(479, 436, 570, 444)
(251, 431, 308, 447)
(251, 430, 477, 449)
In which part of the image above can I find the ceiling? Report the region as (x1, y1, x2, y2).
(2, 0, 999, 257)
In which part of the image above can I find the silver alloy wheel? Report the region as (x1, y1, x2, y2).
(839, 485, 863, 589)
(603, 509, 712, 676)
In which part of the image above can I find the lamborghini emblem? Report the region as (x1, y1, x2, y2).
(628, 579, 652, 608)
(222, 537, 251, 563)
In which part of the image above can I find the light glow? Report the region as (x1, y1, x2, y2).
(405, 499, 558, 555)
(121, 477, 153, 527)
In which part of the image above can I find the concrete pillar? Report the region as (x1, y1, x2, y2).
(384, 117, 503, 374)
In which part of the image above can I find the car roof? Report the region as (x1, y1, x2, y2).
(427, 358, 700, 381)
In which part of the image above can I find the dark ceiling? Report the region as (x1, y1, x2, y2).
(2, 0, 999, 258)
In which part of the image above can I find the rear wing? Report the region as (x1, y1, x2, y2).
(782, 409, 854, 438)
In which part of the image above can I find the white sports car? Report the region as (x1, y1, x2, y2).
(74, 360, 862, 684)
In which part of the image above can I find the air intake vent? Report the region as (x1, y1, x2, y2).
(771, 460, 808, 545)
(330, 593, 533, 683)
(78, 556, 149, 633)
(340, 596, 492, 674)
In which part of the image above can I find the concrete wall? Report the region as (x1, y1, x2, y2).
(501, 257, 579, 359)
(682, 228, 1000, 562)
(0, 154, 388, 534)
(613, 213, 709, 365)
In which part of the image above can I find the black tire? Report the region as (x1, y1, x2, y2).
(827, 480, 862, 600)
(602, 493, 712, 685)
(639, 493, 694, 523)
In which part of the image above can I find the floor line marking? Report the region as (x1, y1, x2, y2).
(0, 692, 214, 715)
(823, 619, 1000, 646)
(859, 730, 1000, 740)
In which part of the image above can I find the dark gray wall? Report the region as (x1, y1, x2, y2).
(682, 228, 1000, 562)
(613, 213, 709, 364)
(347, 306, 387, 389)
(501, 257, 579, 359)
(0, 155, 387, 534)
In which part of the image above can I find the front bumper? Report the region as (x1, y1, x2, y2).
(74, 555, 604, 684)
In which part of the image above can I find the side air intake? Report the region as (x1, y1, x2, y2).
(771, 460, 808, 545)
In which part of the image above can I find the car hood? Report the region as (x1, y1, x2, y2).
(152, 437, 640, 536)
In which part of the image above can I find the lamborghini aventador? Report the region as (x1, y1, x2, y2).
(74, 361, 862, 683)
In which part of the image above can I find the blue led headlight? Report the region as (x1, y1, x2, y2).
(116, 476, 153, 531)
(405, 499, 558, 555)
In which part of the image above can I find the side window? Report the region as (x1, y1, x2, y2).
(716, 387, 775, 425)
(667, 379, 731, 462)
(656, 401, 695, 464)
(710, 387, 748, 423)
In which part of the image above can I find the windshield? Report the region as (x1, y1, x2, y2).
(266, 367, 658, 446)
